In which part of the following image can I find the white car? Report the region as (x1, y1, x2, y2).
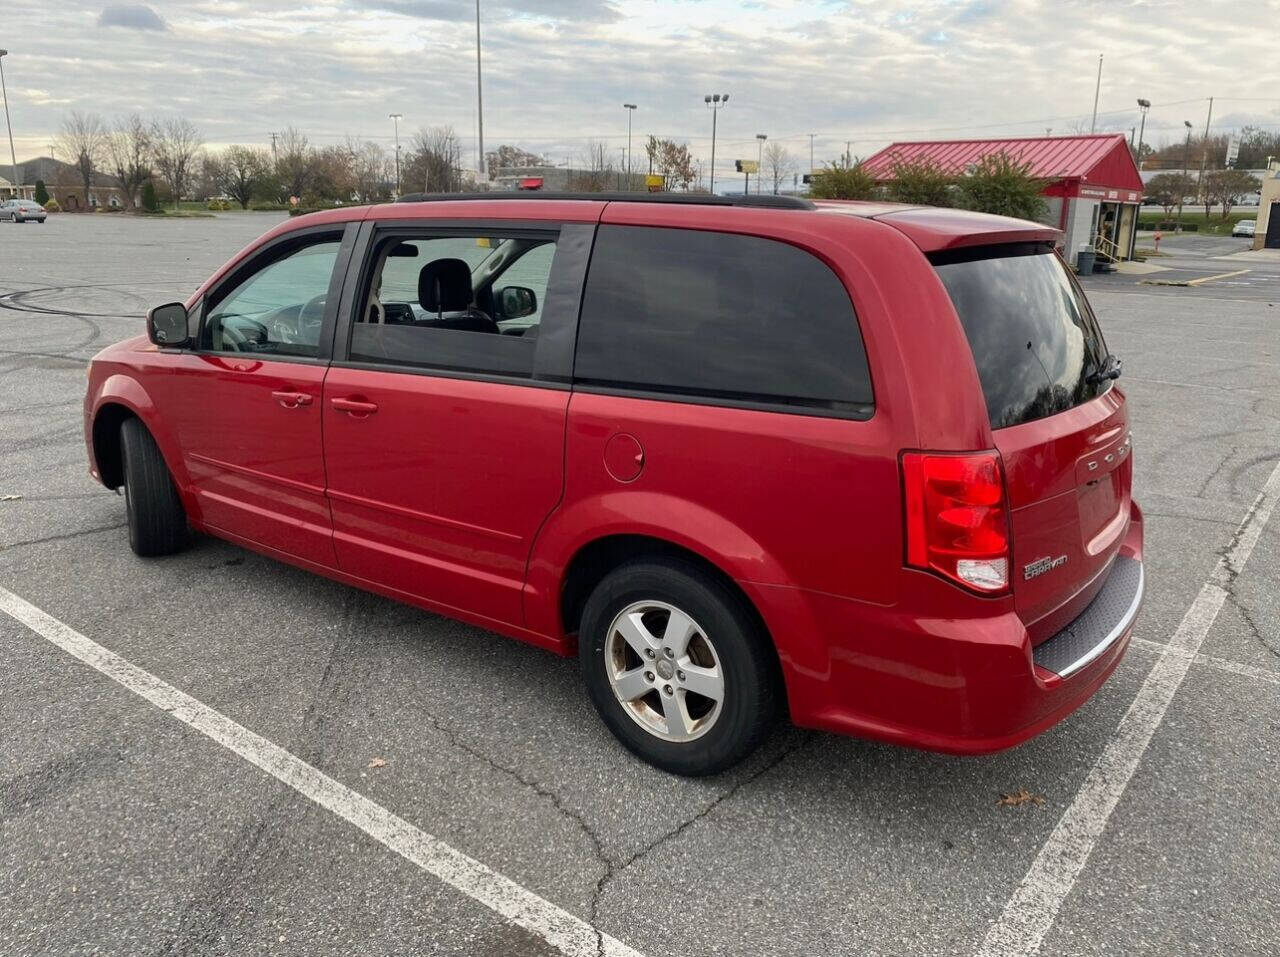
(0, 199, 47, 223)
(1232, 219, 1256, 238)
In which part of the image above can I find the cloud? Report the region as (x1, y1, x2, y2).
(349, 0, 621, 23)
(5, 0, 1278, 173)
(97, 3, 167, 30)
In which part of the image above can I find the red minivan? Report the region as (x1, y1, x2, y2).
(84, 193, 1143, 775)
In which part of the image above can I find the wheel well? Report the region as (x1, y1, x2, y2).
(559, 534, 784, 693)
(92, 403, 137, 489)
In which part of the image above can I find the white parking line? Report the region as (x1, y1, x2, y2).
(0, 586, 646, 957)
(975, 458, 1280, 957)
(1131, 636, 1280, 687)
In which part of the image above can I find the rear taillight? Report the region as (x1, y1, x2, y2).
(902, 450, 1010, 594)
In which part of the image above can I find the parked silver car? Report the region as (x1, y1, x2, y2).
(1232, 219, 1256, 238)
(0, 199, 47, 223)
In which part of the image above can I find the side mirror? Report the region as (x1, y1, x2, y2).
(498, 285, 537, 319)
(147, 302, 191, 347)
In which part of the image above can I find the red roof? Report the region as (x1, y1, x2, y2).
(862, 134, 1142, 194)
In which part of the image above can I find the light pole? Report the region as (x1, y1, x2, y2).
(704, 93, 728, 193)
(623, 103, 637, 187)
(474, 0, 485, 184)
(0, 50, 19, 200)
(1178, 120, 1193, 231)
(1135, 98, 1150, 170)
(755, 133, 766, 194)
(1090, 53, 1103, 133)
(389, 112, 402, 197)
(1196, 96, 1214, 208)
(808, 133, 816, 175)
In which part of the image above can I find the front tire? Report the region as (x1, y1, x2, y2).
(120, 418, 187, 556)
(579, 558, 778, 776)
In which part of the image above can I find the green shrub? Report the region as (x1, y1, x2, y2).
(141, 180, 159, 212)
(42, 198, 60, 213)
(956, 153, 1047, 221)
(808, 158, 878, 200)
(34, 180, 49, 205)
(206, 198, 232, 211)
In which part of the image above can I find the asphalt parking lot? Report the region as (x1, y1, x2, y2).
(2, 212, 1278, 957)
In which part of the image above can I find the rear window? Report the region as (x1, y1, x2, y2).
(574, 225, 872, 415)
(933, 245, 1110, 429)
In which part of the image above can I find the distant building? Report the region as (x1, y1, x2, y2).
(489, 165, 648, 192)
(8, 156, 126, 209)
(861, 133, 1144, 262)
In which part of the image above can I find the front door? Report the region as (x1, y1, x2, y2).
(322, 225, 590, 627)
(162, 227, 353, 567)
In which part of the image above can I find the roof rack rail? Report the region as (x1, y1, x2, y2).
(393, 191, 815, 211)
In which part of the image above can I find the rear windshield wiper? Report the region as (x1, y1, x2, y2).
(1087, 353, 1122, 384)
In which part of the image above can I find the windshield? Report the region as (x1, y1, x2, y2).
(934, 245, 1111, 429)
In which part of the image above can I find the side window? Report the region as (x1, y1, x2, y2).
(348, 232, 559, 378)
(201, 236, 341, 358)
(574, 226, 873, 413)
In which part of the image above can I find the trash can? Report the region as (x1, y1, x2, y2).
(1076, 248, 1097, 275)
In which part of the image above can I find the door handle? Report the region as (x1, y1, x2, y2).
(330, 397, 379, 416)
(271, 391, 313, 409)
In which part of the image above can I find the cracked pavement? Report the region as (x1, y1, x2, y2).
(1, 214, 1278, 956)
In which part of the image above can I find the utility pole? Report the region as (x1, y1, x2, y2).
(623, 103, 637, 187)
(0, 50, 20, 198)
(269, 131, 279, 164)
(475, 0, 485, 184)
(1196, 96, 1214, 207)
(389, 113, 402, 197)
(809, 133, 816, 175)
(1089, 53, 1103, 133)
(1178, 120, 1193, 231)
(1135, 98, 1150, 170)
(704, 93, 728, 193)
(755, 133, 767, 194)
(845, 139, 852, 165)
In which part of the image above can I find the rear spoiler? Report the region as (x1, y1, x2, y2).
(868, 206, 1061, 254)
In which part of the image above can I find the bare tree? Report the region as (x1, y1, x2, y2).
(485, 144, 547, 172)
(405, 126, 463, 193)
(56, 111, 107, 208)
(275, 127, 315, 202)
(104, 114, 152, 208)
(151, 117, 203, 209)
(210, 146, 271, 209)
(346, 137, 390, 202)
(763, 141, 796, 195)
(568, 140, 613, 191)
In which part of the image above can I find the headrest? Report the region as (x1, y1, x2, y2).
(419, 258, 473, 313)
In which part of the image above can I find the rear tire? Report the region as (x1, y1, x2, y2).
(120, 418, 187, 556)
(579, 558, 777, 776)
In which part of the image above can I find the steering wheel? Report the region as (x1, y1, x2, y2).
(268, 295, 327, 346)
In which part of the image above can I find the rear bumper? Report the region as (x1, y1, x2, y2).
(767, 499, 1145, 754)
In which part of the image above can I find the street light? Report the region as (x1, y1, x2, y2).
(755, 133, 767, 195)
(1135, 98, 1150, 170)
(704, 93, 728, 193)
(623, 103, 637, 187)
(1178, 120, 1193, 231)
(389, 112, 403, 197)
(0, 50, 18, 201)
(474, 0, 485, 184)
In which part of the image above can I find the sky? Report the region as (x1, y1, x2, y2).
(3, 0, 1279, 181)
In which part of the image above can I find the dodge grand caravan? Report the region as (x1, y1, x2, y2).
(84, 193, 1144, 776)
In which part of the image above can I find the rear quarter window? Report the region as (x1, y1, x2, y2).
(933, 245, 1110, 429)
(574, 225, 872, 415)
